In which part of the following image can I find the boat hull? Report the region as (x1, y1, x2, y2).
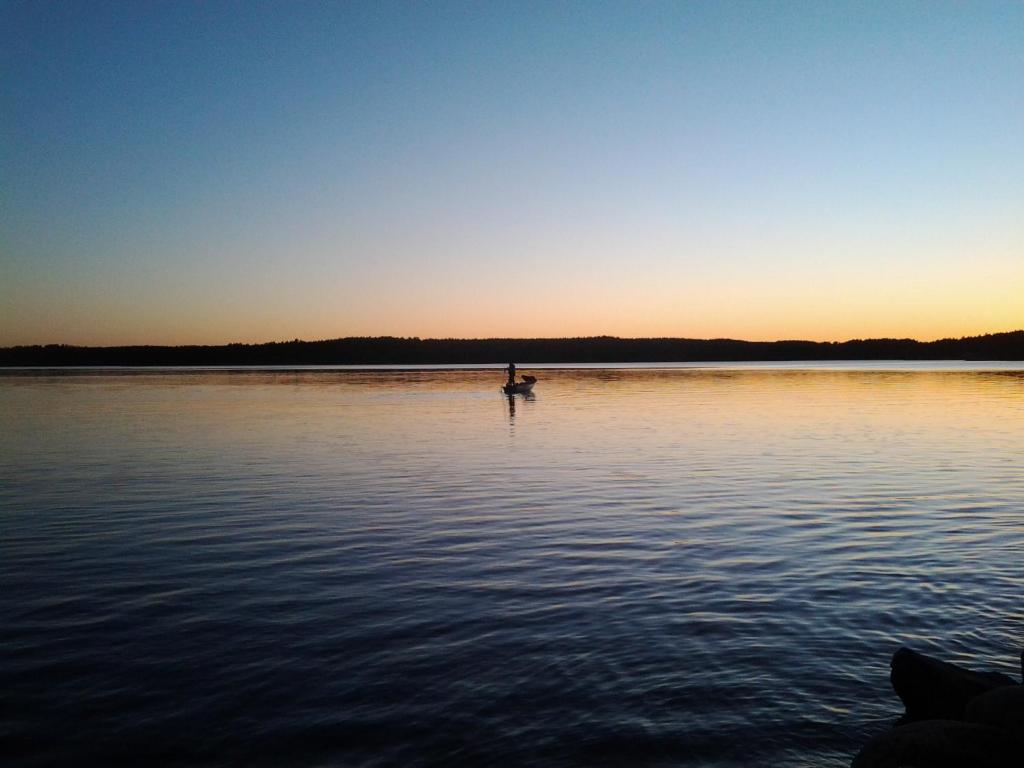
(502, 381, 535, 395)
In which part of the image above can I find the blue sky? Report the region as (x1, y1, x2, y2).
(2, 1, 1021, 344)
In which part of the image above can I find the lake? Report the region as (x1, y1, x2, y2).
(2, 365, 1022, 766)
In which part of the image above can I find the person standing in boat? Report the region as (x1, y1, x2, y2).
(506, 362, 516, 387)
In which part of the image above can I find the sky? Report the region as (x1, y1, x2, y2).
(1, 1, 1022, 346)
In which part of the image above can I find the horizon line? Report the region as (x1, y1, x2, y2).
(4, 329, 1023, 351)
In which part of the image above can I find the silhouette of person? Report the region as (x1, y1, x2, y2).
(506, 362, 516, 387)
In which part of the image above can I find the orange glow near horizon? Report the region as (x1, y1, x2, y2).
(5, 203, 1021, 348)
(3, 304, 1021, 348)
(7, 254, 1020, 346)
(3, 228, 1022, 347)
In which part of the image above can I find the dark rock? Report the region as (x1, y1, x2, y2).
(966, 684, 1024, 736)
(851, 719, 1019, 768)
(890, 647, 1017, 721)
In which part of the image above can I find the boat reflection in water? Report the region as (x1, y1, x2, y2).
(505, 388, 536, 423)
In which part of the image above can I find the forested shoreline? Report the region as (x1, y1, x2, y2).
(2, 331, 1023, 366)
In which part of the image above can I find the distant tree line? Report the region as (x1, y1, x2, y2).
(2, 331, 1022, 366)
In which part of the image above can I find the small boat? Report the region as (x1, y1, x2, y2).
(502, 375, 536, 395)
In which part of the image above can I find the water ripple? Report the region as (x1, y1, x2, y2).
(2, 367, 1022, 766)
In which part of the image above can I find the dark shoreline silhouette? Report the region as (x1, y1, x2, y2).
(1, 331, 1022, 366)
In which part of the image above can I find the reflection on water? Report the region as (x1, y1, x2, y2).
(1, 367, 1023, 766)
(505, 389, 536, 426)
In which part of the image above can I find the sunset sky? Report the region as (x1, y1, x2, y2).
(2, 1, 1021, 346)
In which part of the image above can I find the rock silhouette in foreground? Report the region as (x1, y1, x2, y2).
(852, 719, 1018, 768)
(851, 647, 1023, 768)
(966, 684, 1024, 733)
(890, 647, 1017, 721)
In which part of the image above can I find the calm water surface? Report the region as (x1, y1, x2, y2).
(2, 367, 1022, 766)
